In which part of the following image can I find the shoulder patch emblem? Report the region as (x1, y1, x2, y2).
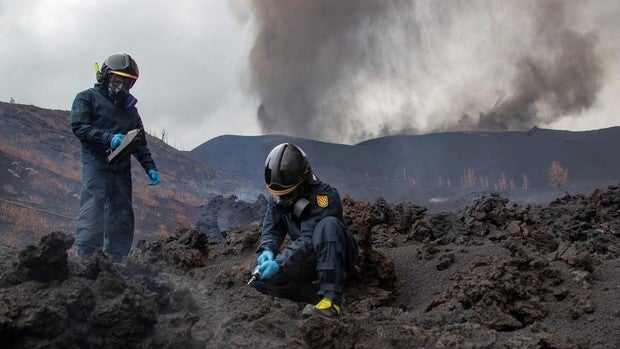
(316, 194, 329, 208)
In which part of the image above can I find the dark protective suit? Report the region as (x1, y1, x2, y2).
(71, 86, 156, 261)
(252, 181, 358, 305)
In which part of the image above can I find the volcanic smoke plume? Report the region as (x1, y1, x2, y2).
(242, 0, 612, 143)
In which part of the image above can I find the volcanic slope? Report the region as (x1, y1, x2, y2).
(0, 184, 619, 348)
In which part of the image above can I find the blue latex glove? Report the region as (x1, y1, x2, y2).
(148, 170, 160, 186)
(257, 250, 274, 265)
(110, 134, 123, 149)
(257, 260, 280, 280)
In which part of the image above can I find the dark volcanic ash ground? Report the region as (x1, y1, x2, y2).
(1, 184, 619, 348)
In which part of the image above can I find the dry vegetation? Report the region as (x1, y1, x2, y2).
(392, 158, 576, 193)
(28, 173, 77, 198)
(0, 139, 81, 181)
(548, 160, 569, 187)
(0, 201, 74, 247)
(402, 167, 538, 192)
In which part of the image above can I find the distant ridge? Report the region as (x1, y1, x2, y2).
(188, 126, 620, 207)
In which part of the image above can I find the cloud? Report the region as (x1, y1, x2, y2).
(244, 0, 620, 143)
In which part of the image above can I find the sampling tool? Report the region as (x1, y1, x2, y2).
(107, 129, 143, 164)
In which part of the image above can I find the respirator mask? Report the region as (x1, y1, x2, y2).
(275, 189, 310, 218)
(107, 74, 134, 102)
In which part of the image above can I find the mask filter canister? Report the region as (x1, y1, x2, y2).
(293, 198, 310, 218)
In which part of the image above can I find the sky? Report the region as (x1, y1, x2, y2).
(1, 1, 619, 150)
(0, 0, 258, 150)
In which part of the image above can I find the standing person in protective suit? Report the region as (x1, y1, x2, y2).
(250, 143, 358, 318)
(71, 52, 160, 262)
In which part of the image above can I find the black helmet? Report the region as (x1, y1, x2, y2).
(264, 143, 319, 195)
(98, 52, 139, 83)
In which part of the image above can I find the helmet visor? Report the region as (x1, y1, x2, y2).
(110, 70, 138, 80)
(266, 181, 301, 196)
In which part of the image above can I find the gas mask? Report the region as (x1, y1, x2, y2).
(107, 74, 134, 102)
(275, 190, 310, 218)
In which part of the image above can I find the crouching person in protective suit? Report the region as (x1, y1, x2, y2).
(250, 143, 358, 318)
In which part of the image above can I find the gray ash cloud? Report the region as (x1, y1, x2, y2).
(244, 0, 609, 142)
